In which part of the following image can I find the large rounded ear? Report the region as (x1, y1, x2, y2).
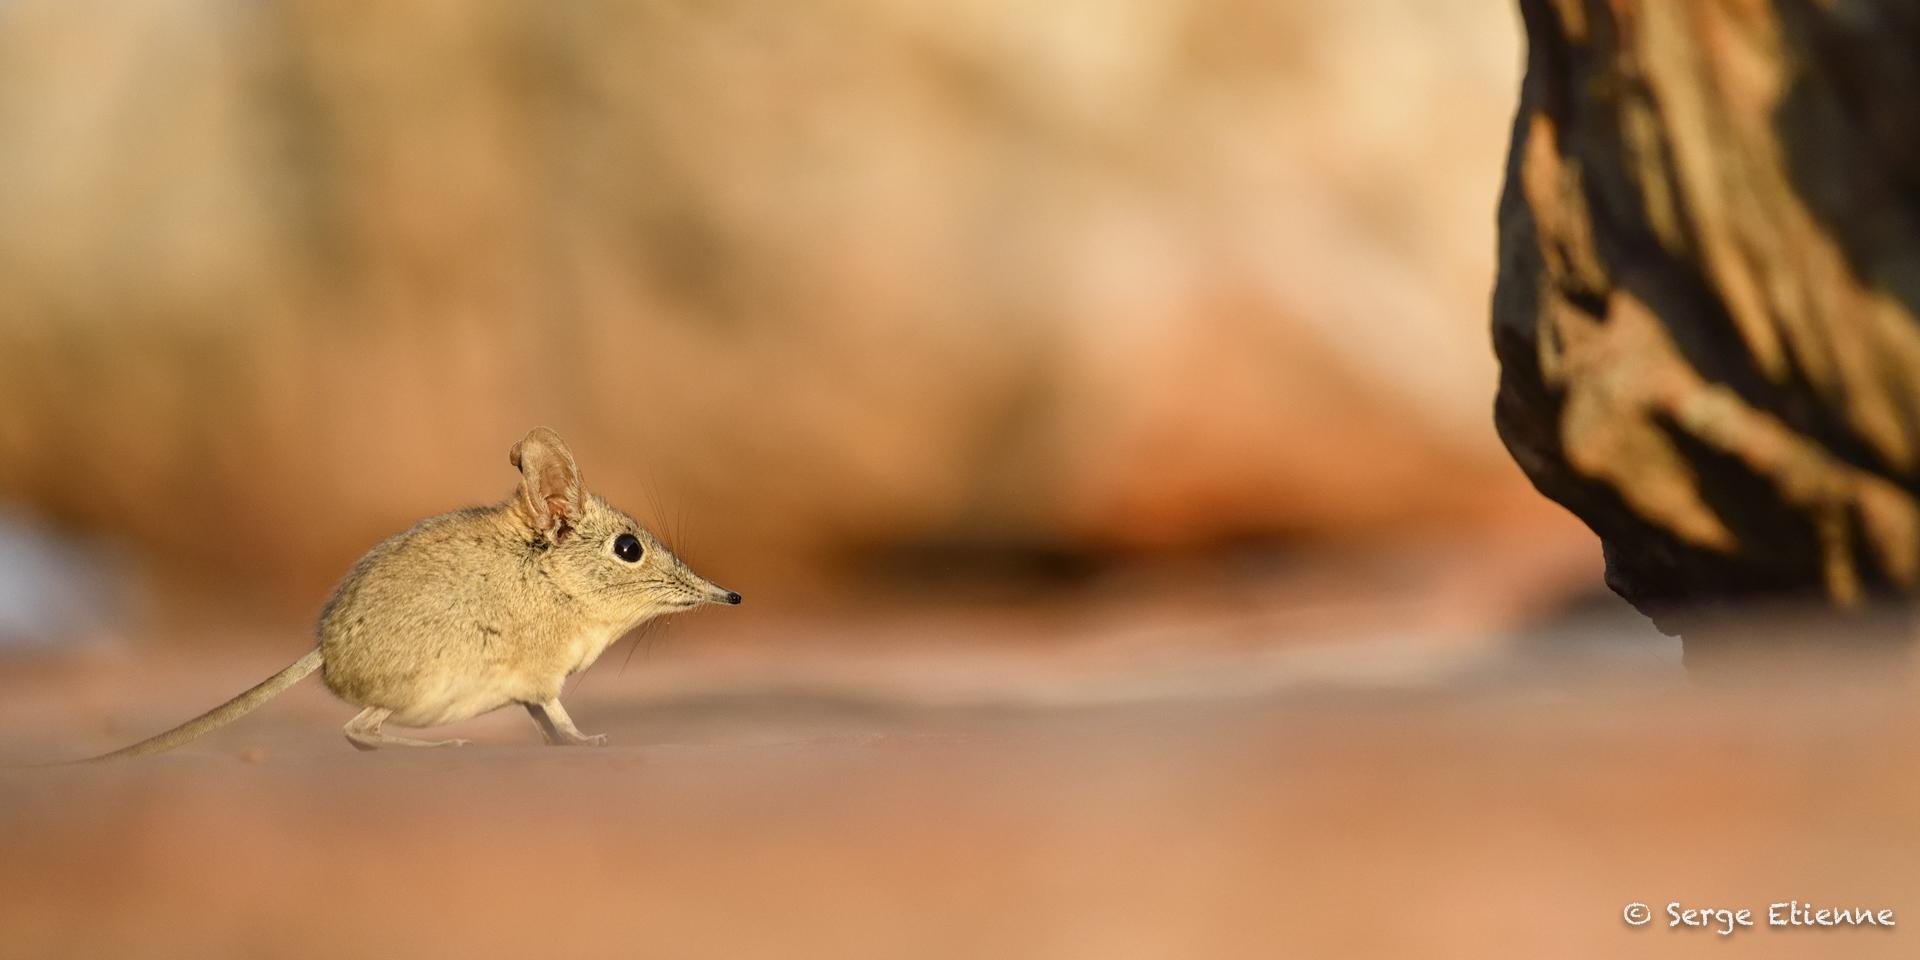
(509, 427, 585, 542)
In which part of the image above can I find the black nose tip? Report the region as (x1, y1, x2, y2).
(725, 591, 742, 605)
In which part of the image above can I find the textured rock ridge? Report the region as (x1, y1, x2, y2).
(1494, 0, 1920, 634)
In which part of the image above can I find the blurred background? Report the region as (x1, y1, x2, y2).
(0, 0, 1585, 623)
(6, 3, 1913, 959)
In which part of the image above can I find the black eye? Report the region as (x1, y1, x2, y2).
(613, 533, 643, 563)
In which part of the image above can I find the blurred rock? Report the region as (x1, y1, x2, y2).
(0, 0, 1548, 604)
(1494, 1, 1920, 640)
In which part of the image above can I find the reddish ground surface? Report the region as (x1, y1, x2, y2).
(2, 547, 1915, 959)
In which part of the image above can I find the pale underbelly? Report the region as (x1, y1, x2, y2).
(373, 627, 626, 727)
(386, 668, 545, 727)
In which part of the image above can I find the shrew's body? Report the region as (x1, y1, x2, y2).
(83, 427, 738, 760)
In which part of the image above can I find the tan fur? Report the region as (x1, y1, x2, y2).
(81, 427, 737, 760)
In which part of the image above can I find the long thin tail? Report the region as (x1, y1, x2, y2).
(84, 649, 324, 762)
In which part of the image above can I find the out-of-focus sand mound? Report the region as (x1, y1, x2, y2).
(0, 0, 1544, 604)
(3, 582, 1917, 959)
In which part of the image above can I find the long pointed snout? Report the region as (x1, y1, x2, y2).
(697, 579, 741, 606)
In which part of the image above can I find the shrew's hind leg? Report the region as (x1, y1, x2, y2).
(524, 698, 608, 746)
(343, 706, 471, 751)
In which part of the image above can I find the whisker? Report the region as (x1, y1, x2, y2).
(587, 577, 674, 595)
(652, 619, 675, 662)
(621, 618, 663, 675)
(642, 461, 671, 551)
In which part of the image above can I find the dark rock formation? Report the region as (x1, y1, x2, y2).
(1493, 0, 1920, 640)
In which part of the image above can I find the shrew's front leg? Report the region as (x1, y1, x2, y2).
(524, 698, 608, 746)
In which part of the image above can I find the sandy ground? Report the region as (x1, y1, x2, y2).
(2, 551, 1917, 959)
